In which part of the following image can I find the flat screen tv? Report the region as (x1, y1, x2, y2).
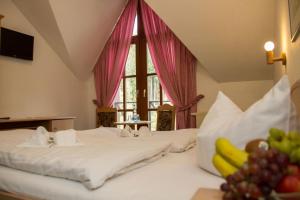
(0, 27, 34, 60)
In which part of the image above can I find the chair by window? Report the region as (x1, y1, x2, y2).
(156, 104, 176, 131)
(96, 107, 117, 128)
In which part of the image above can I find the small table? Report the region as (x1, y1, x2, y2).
(0, 116, 75, 131)
(114, 120, 151, 130)
(191, 188, 223, 200)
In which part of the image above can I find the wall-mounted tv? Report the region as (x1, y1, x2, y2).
(0, 27, 34, 60)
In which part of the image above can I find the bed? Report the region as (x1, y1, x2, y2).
(0, 79, 299, 200)
(0, 129, 222, 200)
(0, 147, 222, 200)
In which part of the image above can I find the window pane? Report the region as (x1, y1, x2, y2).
(126, 111, 134, 121)
(117, 111, 124, 129)
(147, 75, 160, 109)
(132, 15, 138, 36)
(125, 45, 136, 76)
(114, 80, 124, 109)
(162, 90, 172, 105)
(125, 77, 136, 109)
(147, 46, 155, 74)
(148, 111, 157, 131)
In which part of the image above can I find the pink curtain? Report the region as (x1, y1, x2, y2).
(93, 0, 138, 107)
(141, 0, 204, 129)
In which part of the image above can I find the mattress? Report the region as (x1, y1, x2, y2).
(0, 148, 223, 200)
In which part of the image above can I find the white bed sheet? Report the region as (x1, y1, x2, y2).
(0, 129, 171, 190)
(0, 148, 223, 200)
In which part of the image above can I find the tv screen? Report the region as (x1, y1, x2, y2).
(0, 27, 34, 60)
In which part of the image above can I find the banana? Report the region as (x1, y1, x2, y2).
(212, 153, 238, 177)
(215, 138, 248, 168)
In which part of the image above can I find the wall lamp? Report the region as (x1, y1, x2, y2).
(264, 41, 286, 65)
(0, 15, 4, 27)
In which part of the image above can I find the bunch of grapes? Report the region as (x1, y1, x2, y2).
(220, 148, 289, 200)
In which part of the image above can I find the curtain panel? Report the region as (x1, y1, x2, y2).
(93, 0, 138, 107)
(140, 0, 204, 129)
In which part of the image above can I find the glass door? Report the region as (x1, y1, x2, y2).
(114, 11, 171, 130)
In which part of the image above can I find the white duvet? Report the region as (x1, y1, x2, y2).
(95, 127, 198, 153)
(152, 129, 197, 152)
(0, 129, 171, 190)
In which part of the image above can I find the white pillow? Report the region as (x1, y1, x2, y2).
(197, 92, 243, 175)
(197, 75, 298, 175)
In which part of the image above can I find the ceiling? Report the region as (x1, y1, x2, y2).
(12, 0, 276, 82)
(13, 0, 126, 80)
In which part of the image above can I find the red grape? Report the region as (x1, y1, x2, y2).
(220, 183, 230, 192)
(249, 163, 260, 174)
(221, 147, 289, 199)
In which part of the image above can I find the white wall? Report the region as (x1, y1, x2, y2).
(0, 0, 89, 129)
(274, 0, 300, 84)
(196, 62, 273, 113)
(85, 76, 97, 129)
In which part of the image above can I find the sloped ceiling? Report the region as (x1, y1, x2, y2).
(13, 0, 127, 80)
(12, 0, 275, 82)
(12, 0, 72, 70)
(145, 0, 276, 82)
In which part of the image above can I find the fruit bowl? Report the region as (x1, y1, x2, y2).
(277, 192, 300, 200)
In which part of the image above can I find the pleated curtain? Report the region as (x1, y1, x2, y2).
(93, 0, 138, 107)
(140, 0, 204, 129)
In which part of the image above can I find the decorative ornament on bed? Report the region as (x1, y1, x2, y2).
(214, 128, 300, 200)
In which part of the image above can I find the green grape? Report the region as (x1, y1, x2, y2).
(287, 131, 300, 141)
(289, 148, 300, 163)
(269, 128, 286, 141)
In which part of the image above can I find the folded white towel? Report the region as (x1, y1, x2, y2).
(18, 126, 49, 147)
(138, 126, 152, 137)
(119, 125, 134, 137)
(54, 129, 78, 146)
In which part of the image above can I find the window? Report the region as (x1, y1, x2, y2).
(114, 8, 170, 130)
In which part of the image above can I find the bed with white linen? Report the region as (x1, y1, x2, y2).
(0, 127, 222, 200)
(0, 147, 222, 200)
(0, 76, 299, 200)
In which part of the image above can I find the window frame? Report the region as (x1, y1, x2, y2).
(115, 3, 171, 129)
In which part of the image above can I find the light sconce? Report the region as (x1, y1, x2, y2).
(264, 41, 286, 65)
(0, 15, 4, 27)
